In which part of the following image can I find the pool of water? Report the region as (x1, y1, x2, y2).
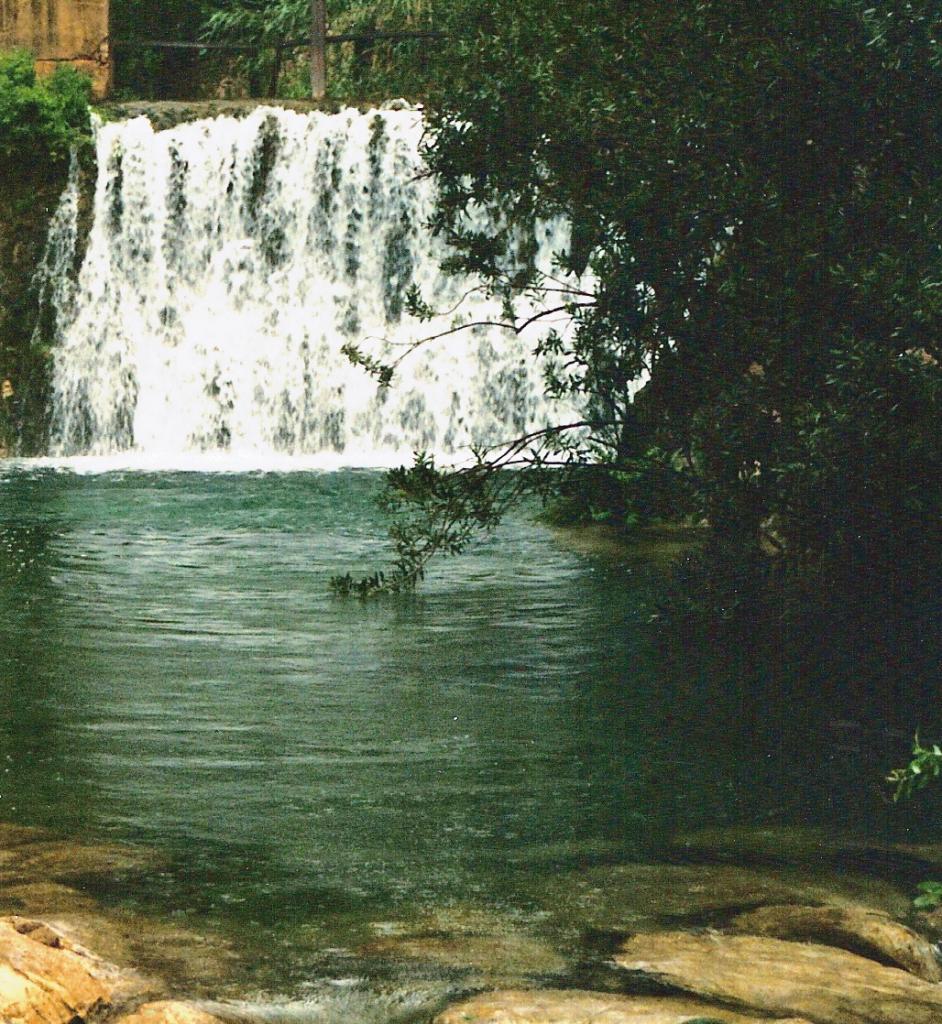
(0, 467, 937, 1015)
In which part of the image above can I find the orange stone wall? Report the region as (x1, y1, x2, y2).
(0, 0, 111, 99)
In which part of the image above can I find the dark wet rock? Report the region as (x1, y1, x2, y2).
(536, 862, 910, 936)
(730, 904, 942, 982)
(0, 915, 138, 1024)
(913, 905, 942, 940)
(898, 843, 942, 874)
(616, 930, 942, 1024)
(668, 827, 937, 882)
(434, 989, 812, 1024)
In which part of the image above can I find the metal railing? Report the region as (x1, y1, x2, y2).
(111, 17, 446, 100)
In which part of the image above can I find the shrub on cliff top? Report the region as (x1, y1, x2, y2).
(0, 50, 91, 170)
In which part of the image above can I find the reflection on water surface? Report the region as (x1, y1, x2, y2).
(0, 468, 937, 1010)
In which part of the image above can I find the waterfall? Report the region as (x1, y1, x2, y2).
(43, 106, 576, 467)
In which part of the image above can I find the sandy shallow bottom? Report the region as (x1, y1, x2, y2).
(4, 820, 942, 1023)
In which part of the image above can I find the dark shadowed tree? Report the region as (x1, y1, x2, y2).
(335, 0, 942, 595)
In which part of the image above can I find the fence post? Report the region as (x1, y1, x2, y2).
(310, 0, 327, 99)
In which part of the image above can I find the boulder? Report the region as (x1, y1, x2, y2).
(115, 1000, 226, 1024)
(535, 863, 909, 936)
(730, 904, 942, 982)
(615, 931, 942, 1024)
(434, 989, 812, 1024)
(0, 915, 124, 1024)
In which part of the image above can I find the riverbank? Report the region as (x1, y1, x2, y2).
(0, 165, 70, 455)
(549, 522, 706, 564)
(4, 819, 942, 1023)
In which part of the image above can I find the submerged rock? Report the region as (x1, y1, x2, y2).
(1, 880, 101, 916)
(615, 931, 942, 1024)
(370, 906, 539, 940)
(360, 933, 567, 978)
(434, 989, 812, 1024)
(115, 1000, 226, 1024)
(0, 827, 238, 994)
(358, 904, 568, 987)
(669, 826, 935, 881)
(29, 908, 239, 996)
(0, 915, 133, 1024)
(4, 836, 159, 883)
(730, 904, 942, 982)
(0, 823, 50, 848)
(536, 862, 909, 935)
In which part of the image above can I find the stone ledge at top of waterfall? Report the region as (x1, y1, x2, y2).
(96, 97, 418, 132)
(31, 100, 586, 471)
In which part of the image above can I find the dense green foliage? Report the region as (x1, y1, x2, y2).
(0, 52, 92, 456)
(109, 0, 209, 99)
(110, 0, 439, 100)
(204, 0, 437, 100)
(0, 50, 91, 167)
(888, 738, 942, 908)
(344, 0, 942, 593)
(890, 738, 942, 802)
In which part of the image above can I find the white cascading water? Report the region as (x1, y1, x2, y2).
(43, 106, 577, 467)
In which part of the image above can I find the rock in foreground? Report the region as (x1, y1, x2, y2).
(0, 915, 125, 1024)
(115, 1000, 226, 1024)
(434, 989, 811, 1023)
(730, 903, 942, 982)
(616, 931, 942, 1024)
(0, 876, 240, 993)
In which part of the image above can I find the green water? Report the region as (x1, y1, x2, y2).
(0, 468, 937, 1018)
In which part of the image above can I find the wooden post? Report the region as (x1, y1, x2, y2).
(310, 0, 327, 100)
(268, 39, 285, 97)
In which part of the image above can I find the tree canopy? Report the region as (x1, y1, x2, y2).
(0, 50, 91, 167)
(110, 0, 438, 99)
(339, 0, 942, 593)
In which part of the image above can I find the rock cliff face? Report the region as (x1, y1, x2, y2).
(0, 154, 96, 456)
(0, 0, 111, 98)
(0, 168, 67, 455)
